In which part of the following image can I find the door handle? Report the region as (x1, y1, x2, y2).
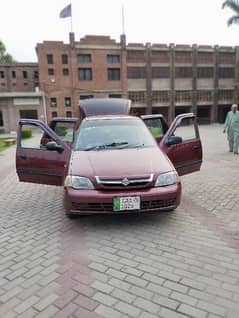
(192, 145, 200, 150)
(19, 155, 27, 160)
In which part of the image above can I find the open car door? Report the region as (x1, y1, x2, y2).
(160, 113, 202, 176)
(16, 119, 72, 185)
(142, 113, 202, 176)
(40, 117, 78, 147)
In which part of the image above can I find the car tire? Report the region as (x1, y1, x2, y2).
(65, 211, 78, 219)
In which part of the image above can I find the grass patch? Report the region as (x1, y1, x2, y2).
(0, 138, 15, 152)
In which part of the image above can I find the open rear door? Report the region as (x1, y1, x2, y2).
(16, 119, 72, 185)
(159, 113, 203, 176)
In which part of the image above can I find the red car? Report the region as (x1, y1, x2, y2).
(16, 98, 202, 217)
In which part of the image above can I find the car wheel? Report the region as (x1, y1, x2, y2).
(65, 210, 78, 219)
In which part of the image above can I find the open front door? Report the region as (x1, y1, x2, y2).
(159, 113, 203, 176)
(16, 119, 72, 185)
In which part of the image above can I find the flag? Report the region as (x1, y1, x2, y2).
(59, 4, 72, 18)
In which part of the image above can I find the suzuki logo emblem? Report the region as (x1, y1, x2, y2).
(122, 178, 130, 186)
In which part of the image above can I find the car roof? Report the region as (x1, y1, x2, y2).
(84, 115, 138, 121)
(79, 98, 131, 117)
(50, 117, 78, 122)
(141, 114, 164, 119)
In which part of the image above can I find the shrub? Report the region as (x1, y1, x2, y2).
(21, 128, 32, 139)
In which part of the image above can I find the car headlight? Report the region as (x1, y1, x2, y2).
(155, 171, 179, 187)
(64, 176, 94, 189)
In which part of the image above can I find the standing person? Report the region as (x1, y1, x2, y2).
(223, 104, 239, 154)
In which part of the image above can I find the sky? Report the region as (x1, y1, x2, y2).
(1, 0, 239, 62)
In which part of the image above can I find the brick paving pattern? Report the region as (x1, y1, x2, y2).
(0, 124, 239, 318)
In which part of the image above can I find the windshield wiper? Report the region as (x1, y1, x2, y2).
(84, 142, 129, 151)
(126, 143, 145, 149)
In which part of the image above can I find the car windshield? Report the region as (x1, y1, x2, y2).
(74, 118, 156, 151)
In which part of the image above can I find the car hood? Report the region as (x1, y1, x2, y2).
(70, 147, 174, 179)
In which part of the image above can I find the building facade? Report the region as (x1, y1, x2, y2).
(0, 63, 46, 132)
(1, 33, 239, 132)
(36, 33, 239, 124)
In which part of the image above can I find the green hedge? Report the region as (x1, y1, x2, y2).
(21, 128, 32, 139)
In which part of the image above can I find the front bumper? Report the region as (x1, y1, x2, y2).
(64, 183, 181, 215)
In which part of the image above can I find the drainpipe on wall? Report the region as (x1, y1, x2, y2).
(41, 91, 47, 124)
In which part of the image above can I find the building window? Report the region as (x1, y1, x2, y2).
(152, 67, 170, 78)
(175, 52, 192, 63)
(127, 51, 145, 63)
(63, 68, 69, 76)
(19, 109, 38, 119)
(107, 55, 120, 63)
(34, 71, 39, 79)
(78, 68, 92, 80)
(12, 71, 16, 78)
(52, 111, 57, 117)
(48, 68, 54, 76)
(127, 67, 145, 79)
(108, 68, 120, 80)
(175, 91, 192, 102)
(109, 94, 122, 98)
(1, 83, 5, 86)
(0, 110, 3, 126)
(197, 52, 213, 64)
(175, 67, 192, 78)
(218, 90, 233, 101)
(128, 91, 146, 104)
(197, 67, 214, 78)
(152, 91, 169, 103)
(0, 71, 5, 78)
(151, 51, 170, 63)
(50, 97, 57, 107)
(219, 53, 234, 65)
(24, 82, 28, 86)
(197, 91, 212, 102)
(23, 71, 28, 79)
(218, 67, 234, 78)
(62, 54, 68, 64)
(65, 97, 71, 107)
(77, 54, 91, 63)
(66, 111, 72, 117)
(47, 54, 54, 64)
(80, 95, 94, 100)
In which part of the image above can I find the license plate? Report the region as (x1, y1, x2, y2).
(113, 196, 140, 212)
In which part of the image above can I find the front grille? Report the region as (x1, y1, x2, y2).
(95, 174, 154, 190)
(141, 198, 177, 209)
(71, 202, 112, 212)
(71, 198, 177, 212)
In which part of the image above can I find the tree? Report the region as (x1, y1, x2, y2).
(0, 41, 14, 63)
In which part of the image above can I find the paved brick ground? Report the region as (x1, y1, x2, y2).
(0, 124, 239, 318)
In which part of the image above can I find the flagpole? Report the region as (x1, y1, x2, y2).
(122, 4, 125, 34)
(70, 3, 73, 32)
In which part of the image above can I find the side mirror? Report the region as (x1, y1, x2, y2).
(45, 141, 64, 153)
(165, 136, 183, 147)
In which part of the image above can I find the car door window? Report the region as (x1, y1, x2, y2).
(171, 117, 197, 142)
(53, 122, 75, 143)
(144, 118, 164, 138)
(20, 123, 56, 149)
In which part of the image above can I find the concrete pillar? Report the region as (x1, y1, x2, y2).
(120, 34, 128, 99)
(234, 46, 239, 104)
(192, 44, 198, 115)
(145, 43, 152, 114)
(212, 45, 219, 123)
(169, 43, 175, 122)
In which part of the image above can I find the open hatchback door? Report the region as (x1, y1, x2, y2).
(142, 113, 202, 176)
(16, 119, 72, 185)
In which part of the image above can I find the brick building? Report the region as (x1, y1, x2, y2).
(0, 63, 46, 132)
(36, 33, 239, 124)
(1, 33, 239, 132)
